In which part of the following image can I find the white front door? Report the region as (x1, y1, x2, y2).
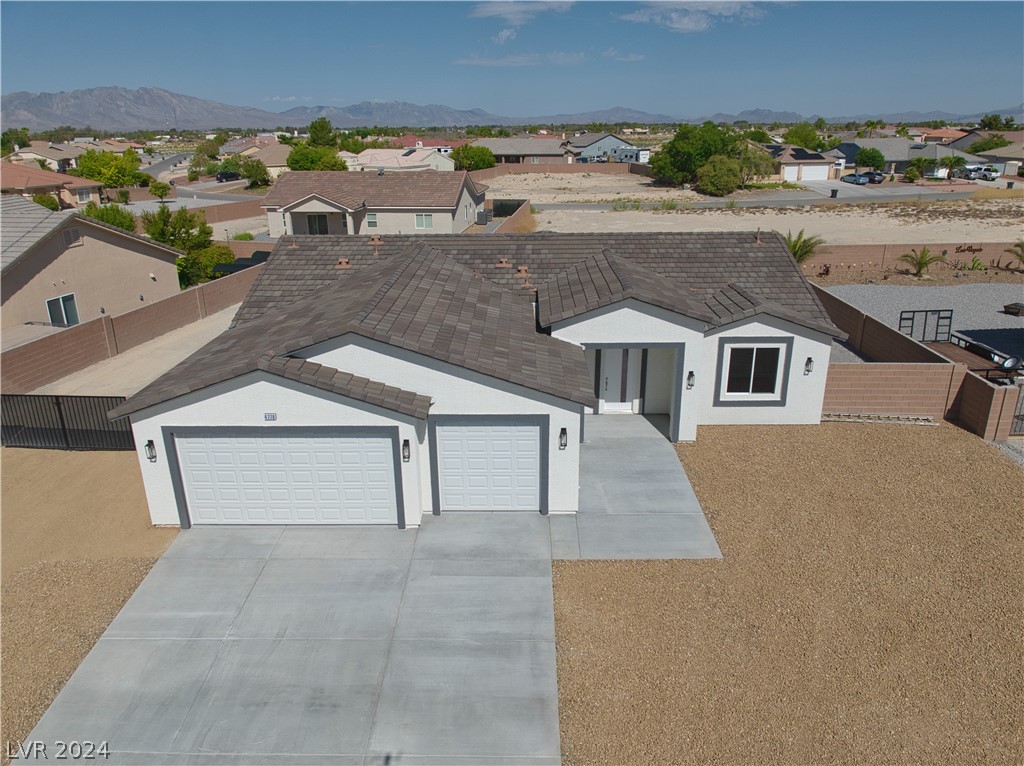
(601, 348, 635, 413)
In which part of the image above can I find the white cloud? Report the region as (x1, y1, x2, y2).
(493, 27, 518, 44)
(262, 95, 312, 102)
(602, 47, 645, 62)
(455, 51, 585, 68)
(620, 2, 767, 33)
(470, 1, 574, 27)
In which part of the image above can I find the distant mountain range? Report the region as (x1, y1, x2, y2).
(1, 86, 1021, 132)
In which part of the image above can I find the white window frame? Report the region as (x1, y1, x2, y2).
(76, 188, 92, 204)
(365, 212, 378, 229)
(45, 293, 80, 327)
(306, 213, 329, 235)
(714, 337, 792, 407)
(530, 156, 540, 164)
(415, 213, 433, 230)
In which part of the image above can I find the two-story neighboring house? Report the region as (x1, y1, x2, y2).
(1, 163, 103, 208)
(261, 170, 487, 237)
(564, 132, 641, 162)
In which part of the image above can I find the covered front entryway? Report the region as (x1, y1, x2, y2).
(172, 429, 401, 526)
(588, 345, 686, 440)
(430, 417, 546, 512)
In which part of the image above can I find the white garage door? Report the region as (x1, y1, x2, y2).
(435, 422, 541, 511)
(800, 164, 830, 181)
(783, 165, 799, 182)
(177, 433, 398, 525)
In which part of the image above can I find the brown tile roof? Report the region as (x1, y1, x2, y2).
(395, 134, 469, 149)
(1, 162, 102, 192)
(261, 170, 484, 211)
(251, 143, 292, 167)
(111, 244, 595, 418)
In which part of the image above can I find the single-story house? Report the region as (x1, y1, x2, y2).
(918, 128, 968, 144)
(1, 162, 103, 208)
(472, 138, 575, 165)
(261, 170, 487, 237)
(220, 136, 279, 156)
(347, 148, 455, 173)
(828, 138, 984, 176)
(763, 144, 835, 181)
(110, 231, 842, 529)
(1, 195, 182, 337)
(10, 141, 90, 172)
(250, 143, 293, 179)
(393, 134, 469, 155)
(948, 129, 1024, 153)
(563, 132, 638, 161)
(972, 142, 1024, 176)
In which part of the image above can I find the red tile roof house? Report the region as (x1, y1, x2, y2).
(261, 170, 487, 237)
(393, 134, 470, 155)
(109, 231, 843, 529)
(1, 162, 103, 208)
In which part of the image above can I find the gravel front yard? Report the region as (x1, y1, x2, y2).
(0, 449, 177, 764)
(553, 423, 1023, 765)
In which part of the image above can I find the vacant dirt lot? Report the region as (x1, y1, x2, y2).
(483, 170, 704, 204)
(1, 449, 177, 763)
(554, 423, 1023, 765)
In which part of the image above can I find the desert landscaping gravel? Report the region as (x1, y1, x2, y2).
(553, 423, 1023, 766)
(1, 449, 176, 764)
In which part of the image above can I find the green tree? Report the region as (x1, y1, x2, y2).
(895, 126, 910, 138)
(1, 127, 30, 155)
(695, 155, 741, 196)
(286, 144, 348, 171)
(813, 117, 827, 132)
(73, 149, 144, 188)
(938, 155, 966, 179)
(149, 181, 172, 203)
(735, 143, 775, 186)
(307, 117, 336, 148)
(979, 113, 1016, 131)
(968, 134, 1012, 154)
(651, 122, 740, 185)
(784, 229, 826, 264)
(854, 147, 886, 171)
(177, 244, 235, 288)
(906, 157, 935, 178)
(450, 144, 497, 171)
(190, 151, 210, 174)
(899, 246, 945, 277)
(81, 202, 136, 232)
(194, 140, 221, 159)
(240, 157, 271, 188)
(219, 155, 242, 174)
(743, 128, 771, 144)
(782, 123, 820, 150)
(140, 205, 213, 254)
(1004, 239, 1024, 269)
(32, 193, 59, 211)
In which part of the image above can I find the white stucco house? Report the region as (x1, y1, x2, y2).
(110, 232, 842, 530)
(347, 148, 455, 173)
(261, 170, 487, 237)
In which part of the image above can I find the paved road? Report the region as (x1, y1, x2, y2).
(140, 153, 189, 179)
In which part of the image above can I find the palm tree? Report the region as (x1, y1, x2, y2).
(939, 155, 966, 180)
(784, 229, 826, 264)
(1005, 239, 1024, 269)
(907, 156, 936, 179)
(899, 246, 946, 277)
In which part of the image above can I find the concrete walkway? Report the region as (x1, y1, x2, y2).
(27, 520, 561, 766)
(550, 415, 722, 559)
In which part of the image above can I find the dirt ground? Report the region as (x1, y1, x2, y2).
(484, 171, 705, 204)
(807, 261, 1024, 287)
(553, 423, 1023, 766)
(0, 449, 177, 762)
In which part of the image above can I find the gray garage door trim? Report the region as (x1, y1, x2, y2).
(427, 415, 549, 516)
(162, 426, 406, 530)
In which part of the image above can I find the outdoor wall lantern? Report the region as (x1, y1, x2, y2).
(804, 357, 814, 375)
(401, 439, 411, 462)
(558, 428, 568, 450)
(686, 371, 695, 389)
(144, 440, 157, 462)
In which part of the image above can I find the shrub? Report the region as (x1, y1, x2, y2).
(240, 157, 271, 188)
(902, 167, 921, 182)
(149, 181, 172, 202)
(177, 245, 235, 287)
(898, 246, 945, 277)
(1004, 239, 1024, 269)
(32, 193, 59, 210)
(695, 155, 741, 197)
(116, 189, 131, 205)
(232, 232, 255, 241)
(187, 170, 200, 182)
(81, 202, 136, 232)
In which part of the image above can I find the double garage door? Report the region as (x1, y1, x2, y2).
(783, 164, 830, 182)
(173, 420, 544, 526)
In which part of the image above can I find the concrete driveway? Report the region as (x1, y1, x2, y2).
(28, 520, 561, 765)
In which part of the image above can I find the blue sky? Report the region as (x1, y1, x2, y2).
(2, 1, 1021, 118)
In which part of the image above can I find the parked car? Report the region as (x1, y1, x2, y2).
(863, 171, 885, 184)
(216, 171, 241, 182)
(841, 173, 870, 185)
(979, 166, 1001, 181)
(955, 166, 981, 180)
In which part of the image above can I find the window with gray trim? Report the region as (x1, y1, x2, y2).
(307, 213, 329, 235)
(714, 337, 793, 407)
(46, 293, 79, 327)
(366, 213, 378, 228)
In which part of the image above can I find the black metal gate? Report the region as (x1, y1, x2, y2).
(899, 309, 953, 342)
(1, 395, 134, 450)
(1011, 384, 1024, 437)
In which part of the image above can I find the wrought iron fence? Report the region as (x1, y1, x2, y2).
(1, 395, 134, 450)
(898, 309, 953, 343)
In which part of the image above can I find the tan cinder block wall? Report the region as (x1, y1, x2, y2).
(1, 223, 180, 328)
(1, 319, 114, 392)
(823, 363, 955, 417)
(798, 242, 1016, 273)
(491, 200, 533, 233)
(957, 373, 1021, 440)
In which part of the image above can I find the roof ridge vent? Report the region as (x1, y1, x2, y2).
(336, 257, 351, 269)
(369, 234, 382, 256)
(516, 264, 529, 275)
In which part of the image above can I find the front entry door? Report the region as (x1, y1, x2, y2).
(601, 348, 634, 412)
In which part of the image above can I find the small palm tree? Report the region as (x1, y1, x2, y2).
(906, 156, 936, 179)
(785, 229, 826, 264)
(1005, 239, 1024, 269)
(899, 246, 946, 277)
(939, 155, 966, 180)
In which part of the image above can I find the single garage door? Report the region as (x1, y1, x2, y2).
(783, 165, 799, 182)
(434, 421, 542, 511)
(800, 164, 830, 181)
(176, 432, 398, 525)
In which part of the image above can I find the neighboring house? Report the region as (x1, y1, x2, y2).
(393, 134, 469, 154)
(972, 142, 1024, 176)
(250, 143, 293, 179)
(110, 231, 842, 530)
(10, 141, 90, 172)
(348, 148, 455, 173)
(827, 138, 983, 175)
(564, 132, 637, 161)
(0, 195, 182, 338)
(472, 138, 575, 165)
(261, 170, 487, 237)
(918, 128, 968, 144)
(220, 136, 279, 156)
(763, 144, 835, 181)
(948, 129, 1024, 153)
(1, 163, 103, 208)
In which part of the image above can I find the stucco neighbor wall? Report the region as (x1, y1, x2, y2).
(299, 335, 584, 513)
(128, 373, 423, 527)
(1, 220, 180, 328)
